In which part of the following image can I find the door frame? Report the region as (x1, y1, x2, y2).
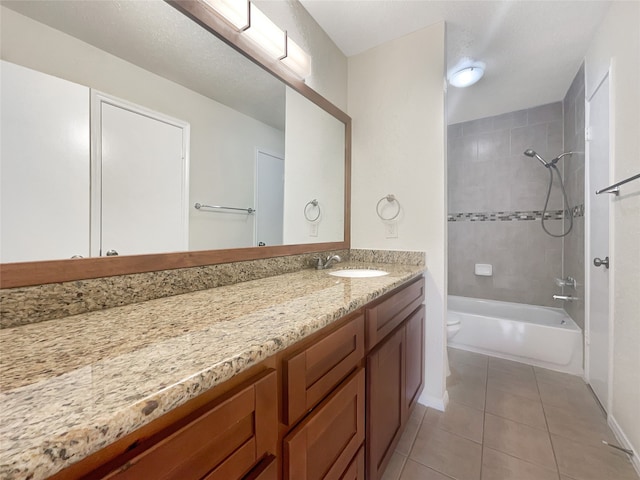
(584, 63, 614, 414)
(254, 147, 285, 247)
(90, 91, 190, 256)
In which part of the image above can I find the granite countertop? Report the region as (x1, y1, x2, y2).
(0, 262, 425, 480)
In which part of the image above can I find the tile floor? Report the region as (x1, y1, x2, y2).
(381, 348, 638, 480)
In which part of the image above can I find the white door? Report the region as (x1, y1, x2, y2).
(0, 61, 90, 262)
(255, 150, 284, 246)
(586, 73, 610, 411)
(93, 93, 189, 257)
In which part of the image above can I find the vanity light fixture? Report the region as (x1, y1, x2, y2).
(281, 37, 312, 79)
(200, 0, 249, 30)
(199, 0, 311, 79)
(245, 2, 286, 59)
(448, 61, 485, 88)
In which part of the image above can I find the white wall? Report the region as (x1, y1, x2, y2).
(1, 6, 284, 252)
(585, 1, 640, 468)
(349, 24, 448, 409)
(283, 88, 345, 244)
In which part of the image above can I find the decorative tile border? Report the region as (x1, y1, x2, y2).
(571, 204, 585, 218)
(448, 205, 584, 222)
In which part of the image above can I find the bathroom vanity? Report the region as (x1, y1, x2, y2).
(0, 263, 425, 480)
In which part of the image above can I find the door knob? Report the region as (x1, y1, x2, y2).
(593, 256, 609, 269)
(105, 249, 119, 256)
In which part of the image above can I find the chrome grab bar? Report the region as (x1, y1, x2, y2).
(194, 203, 255, 214)
(595, 172, 640, 195)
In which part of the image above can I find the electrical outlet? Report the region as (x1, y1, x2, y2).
(309, 223, 318, 237)
(385, 222, 398, 238)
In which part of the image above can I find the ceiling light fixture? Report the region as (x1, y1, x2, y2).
(449, 61, 485, 88)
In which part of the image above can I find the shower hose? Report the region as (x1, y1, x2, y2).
(541, 163, 573, 237)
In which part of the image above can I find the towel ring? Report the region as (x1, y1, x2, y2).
(304, 199, 321, 222)
(376, 194, 401, 221)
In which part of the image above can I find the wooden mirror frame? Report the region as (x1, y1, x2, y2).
(0, 0, 351, 289)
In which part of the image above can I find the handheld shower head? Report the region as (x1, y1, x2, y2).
(550, 151, 573, 165)
(524, 149, 549, 167)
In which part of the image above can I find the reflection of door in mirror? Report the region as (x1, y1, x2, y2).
(255, 150, 284, 247)
(0, 60, 190, 262)
(93, 92, 190, 257)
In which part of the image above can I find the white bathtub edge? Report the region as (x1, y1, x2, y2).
(448, 344, 584, 376)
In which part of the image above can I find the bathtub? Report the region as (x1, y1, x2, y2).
(448, 295, 583, 375)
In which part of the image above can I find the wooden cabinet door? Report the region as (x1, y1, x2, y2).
(405, 305, 425, 414)
(339, 446, 365, 480)
(284, 314, 364, 426)
(103, 370, 277, 480)
(283, 369, 365, 480)
(366, 328, 404, 480)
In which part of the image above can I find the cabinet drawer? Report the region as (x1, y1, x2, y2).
(283, 368, 365, 480)
(284, 314, 364, 426)
(366, 277, 424, 349)
(103, 370, 277, 480)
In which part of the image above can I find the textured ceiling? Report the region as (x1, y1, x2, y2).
(299, 0, 612, 124)
(2, 0, 285, 131)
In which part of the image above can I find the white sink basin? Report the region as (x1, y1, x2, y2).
(328, 269, 389, 278)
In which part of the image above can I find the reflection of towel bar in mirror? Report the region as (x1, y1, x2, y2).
(194, 203, 255, 214)
(0, 0, 351, 289)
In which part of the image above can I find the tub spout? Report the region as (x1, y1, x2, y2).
(553, 295, 578, 302)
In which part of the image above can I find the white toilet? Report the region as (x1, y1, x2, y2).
(446, 317, 461, 377)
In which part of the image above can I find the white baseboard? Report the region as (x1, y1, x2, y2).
(418, 389, 449, 411)
(608, 413, 640, 476)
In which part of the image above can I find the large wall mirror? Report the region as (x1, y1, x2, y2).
(0, 0, 351, 288)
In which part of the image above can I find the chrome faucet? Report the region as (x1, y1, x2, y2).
(316, 254, 342, 270)
(553, 295, 578, 302)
